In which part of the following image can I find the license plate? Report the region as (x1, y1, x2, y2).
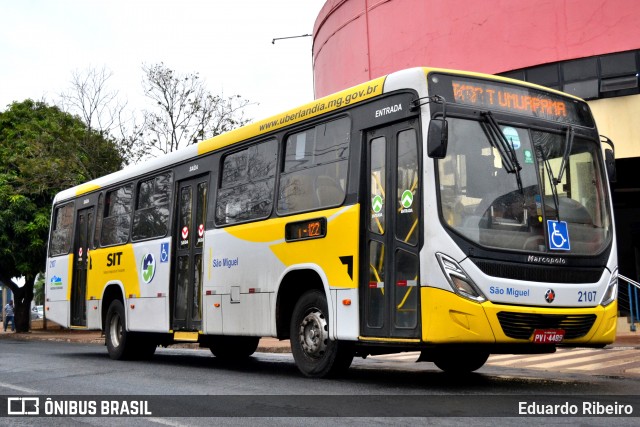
(531, 329, 565, 344)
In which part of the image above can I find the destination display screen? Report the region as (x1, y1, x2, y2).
(428, 73, 595, 127)
(285, 218, 327, 242)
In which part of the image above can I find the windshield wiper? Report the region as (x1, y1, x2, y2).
(536, 126, 574, 222)
(555, 126, 575, 185)
(480, 111, 523, 193)
(537, 145, 561, 221)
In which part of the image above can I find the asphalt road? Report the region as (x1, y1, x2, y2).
(0, 339, 638, 426)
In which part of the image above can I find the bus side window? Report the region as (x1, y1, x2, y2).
(49, 203, 74, 256)
(100, 184, 133, 246)
(215, 139, 277, 225)
(132, 172, 173, 240)
(278, 117, 350, 214)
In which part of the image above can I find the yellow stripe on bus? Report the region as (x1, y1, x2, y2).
(197, 76, 386, 156)
(75, 183, 101, 196)
(223, 205, 360, 289)
(87, 244, 140, 300)
(67, 255, 74, 302)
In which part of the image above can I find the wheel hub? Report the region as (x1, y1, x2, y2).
(109, 314, 122, 348)
(298, 309, 328, 359)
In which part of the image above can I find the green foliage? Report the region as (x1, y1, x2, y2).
(0, 99, 123, 288)
(33, 274, 45, 305)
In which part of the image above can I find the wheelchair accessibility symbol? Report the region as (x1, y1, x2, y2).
(547, 220, 570, 251)
(160, 242, 170, 263)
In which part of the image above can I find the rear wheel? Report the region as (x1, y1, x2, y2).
(290, 290, 353, 378)
(105, 300, 134, 360)
(105, 300, 156, 360)
(432, 351, 489, 374)
(209, 336, 260, 360)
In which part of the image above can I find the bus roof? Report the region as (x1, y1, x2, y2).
(53, 66, 585, 204)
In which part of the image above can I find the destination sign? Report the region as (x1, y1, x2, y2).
(285, 217, 327, 242)
(428, 73, 594, 127)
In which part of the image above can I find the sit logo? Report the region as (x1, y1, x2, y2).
(141, 253, 156, 284)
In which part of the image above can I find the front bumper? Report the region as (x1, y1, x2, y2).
(421, 287, 617, 346)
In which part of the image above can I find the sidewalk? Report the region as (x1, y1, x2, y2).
(0, 319, 292, 353)
(609, 328, 640, 346)
(1, 319, 638, 350)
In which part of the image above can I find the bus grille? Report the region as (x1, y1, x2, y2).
(472, 259, 602, 284)
(496, 312, 597, 340)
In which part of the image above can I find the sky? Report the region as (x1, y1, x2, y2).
(0, 0, 326, 123)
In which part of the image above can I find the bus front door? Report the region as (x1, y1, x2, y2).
(363, 120, 421, 339)
(71, 206, 94, 327)
(172, 176, 208, 332)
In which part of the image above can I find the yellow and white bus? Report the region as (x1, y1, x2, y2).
(45, 67, 618, 377)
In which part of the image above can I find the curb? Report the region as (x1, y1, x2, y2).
(257, 343, 292, 353)
(0, 329, 292, 353)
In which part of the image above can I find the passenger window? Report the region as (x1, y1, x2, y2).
(49, 203, 74, 256)
(101, 184, 133, 246)
(215, 139, 277, 225)
(221, 150, 248, 188)
(132, 172, 173, 241)
(278, 117, 350, 214)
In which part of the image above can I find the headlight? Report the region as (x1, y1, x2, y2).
(436, 253, 486, 303)
(600, 269, 617, 306)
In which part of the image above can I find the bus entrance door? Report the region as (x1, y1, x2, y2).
(71, 206, 94, 327)
(363, 120, 421, 339)
(172, 176, 208, 332)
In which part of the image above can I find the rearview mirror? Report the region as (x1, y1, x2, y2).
(427, 118, 448, 159)
(600, 135, 616, 184)
(605, 148, 616, 183)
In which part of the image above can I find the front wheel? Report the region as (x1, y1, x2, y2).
(290, 290, 353, 378)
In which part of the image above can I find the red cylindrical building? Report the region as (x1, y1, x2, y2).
(313, 0, 640, 98)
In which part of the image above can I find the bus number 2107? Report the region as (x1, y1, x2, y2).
(578, 290, 597, 303)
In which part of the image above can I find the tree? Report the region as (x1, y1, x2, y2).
(0, 100, 123, 332)
(59, 66, 145, 165)
(59, 67, 121, 136)
(141, 63, 251, 156)
(33, 274, 44, 306)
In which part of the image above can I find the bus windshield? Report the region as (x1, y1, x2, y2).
(438, 117, 612, 255)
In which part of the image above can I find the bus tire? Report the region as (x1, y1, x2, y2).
(290, 290, 354, 378)
(209, 336, 260, 360)
(105, 300, 136, 360)
(433, 351, 489, 374)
